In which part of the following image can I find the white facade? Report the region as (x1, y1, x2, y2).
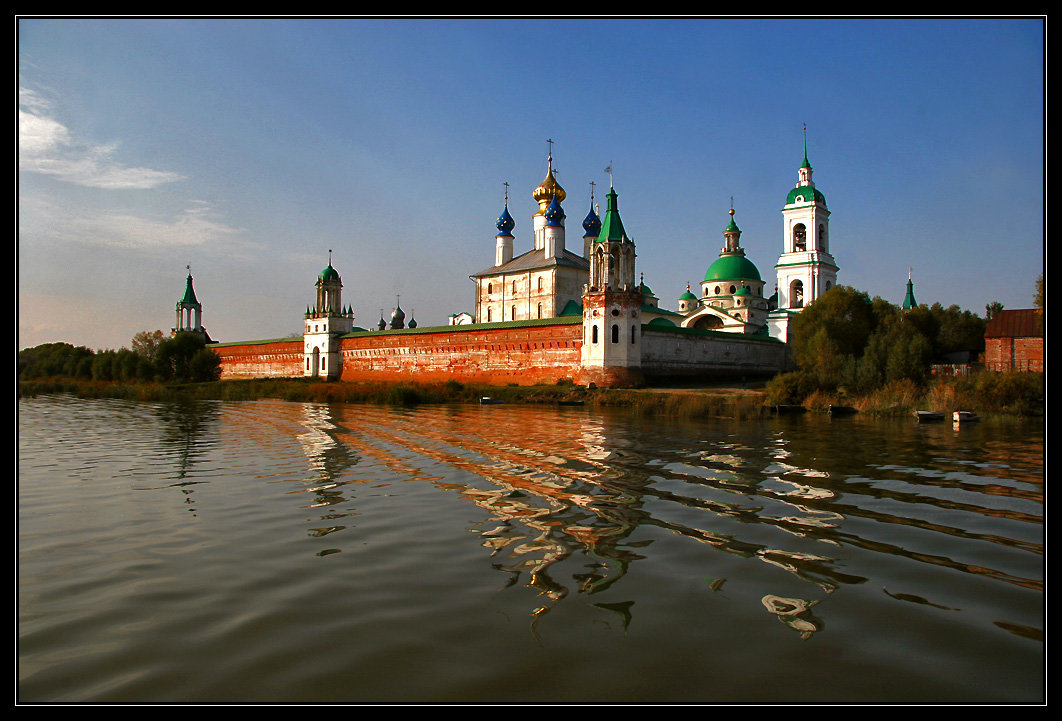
(768, 142, 838, 342)
(304, 261, 354, 378)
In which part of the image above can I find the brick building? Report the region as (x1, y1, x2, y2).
(985, 309, 1044, 372)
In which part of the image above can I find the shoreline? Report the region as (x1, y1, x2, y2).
(17, 373, 1044, 420)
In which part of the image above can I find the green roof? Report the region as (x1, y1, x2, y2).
(786, 186, 827, 207)
(179, 274, 199, 306)
(704, 254, 761, 282)
(596, 186, 629, 244)
(679, 290, 698, 301)
(559, 299, 583, 316)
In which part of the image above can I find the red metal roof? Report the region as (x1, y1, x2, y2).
(985, 309, 1044, 338)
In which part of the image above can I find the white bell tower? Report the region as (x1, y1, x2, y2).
(768, 127, 839, 342)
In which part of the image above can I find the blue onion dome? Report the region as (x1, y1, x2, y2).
(496, 204, 515, 236)
(582, 204, 601, 237)
(544, 194, 565, 227)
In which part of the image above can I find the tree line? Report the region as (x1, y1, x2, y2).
(768, 285, 989, 402)
(18, 330, 221, 384)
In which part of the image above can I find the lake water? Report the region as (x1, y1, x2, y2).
(17, 395, 1044, 703)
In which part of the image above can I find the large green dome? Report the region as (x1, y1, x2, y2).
(704, 254, 761, 282)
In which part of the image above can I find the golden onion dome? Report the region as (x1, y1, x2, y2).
(533, 155, 566, 214)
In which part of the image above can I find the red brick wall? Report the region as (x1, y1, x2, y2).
(213, 339, 304, 379)
(337, 322, 583, 385)
(985, 336, 1044, 372)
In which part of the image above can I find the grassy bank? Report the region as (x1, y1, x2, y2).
(18, 376, 770, 419)
(766, 372, 1044, 419)
(18, 371, 1043, 420)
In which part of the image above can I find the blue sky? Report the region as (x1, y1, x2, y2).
(18, 17, 1044, 351)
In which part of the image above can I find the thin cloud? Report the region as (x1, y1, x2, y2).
(20, 195, 252, 253)
(18, 87, 184, 190)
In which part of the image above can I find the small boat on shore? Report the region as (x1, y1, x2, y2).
(952, 411, 980, 423)
(913, 410, 946, 422)
(480, 397, 504, 405)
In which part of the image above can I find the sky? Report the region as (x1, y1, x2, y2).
(18, 17, 1045, 351)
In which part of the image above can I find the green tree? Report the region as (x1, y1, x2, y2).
(155, 332, 221, 382)
(18, 342, 95, 380)
(789, 285, 877, 385)
(985, 301, 1004, 320)
(131, 329, 166, 362)
(929, 303, 985, 356)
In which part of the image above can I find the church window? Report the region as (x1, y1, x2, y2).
(538, 277, 543, 292)
(487, 308, 492, 322)
(789, 280, 804, 309)
(487, 283, 492, 294)
(537, 303, 542, 319)
(631, 326, 637, 344)
(793, 224, 807, 252)
(611, 324, 619, 343)
(818, 224, 826, 250)
(511, 305, 516, 320)
(729, 285, 736, 294)
(512, 280, 518, 294)
(592, 325, 599, 344)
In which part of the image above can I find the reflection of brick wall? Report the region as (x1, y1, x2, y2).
(213, 339, 303, 379)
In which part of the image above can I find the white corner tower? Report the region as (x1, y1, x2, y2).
(768, 127, 839, 342)
(580, 180, 643, 386)
(304, 251, 355, 379)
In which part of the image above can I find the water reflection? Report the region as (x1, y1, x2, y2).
(74, 399, 1043, 636)
(284, 404, 1042, 635)
(18, 396, 1044, 702)
(153, 399, 222, 516)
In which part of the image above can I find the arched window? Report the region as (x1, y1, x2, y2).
(789, 279, 804, 309)
(793, 224, 807, 252)
(537, 277, 543, 292)
(592, 325, 599, 344)
(818, 223, 826, 250)
(487, 308, 492, 322)
(611, 324, 619, 343)
(512, 280, 517, 295)
(631, 325, 637, 344)
(537, 303, 542, 319)
(487, 282, 492, 294)
(511, 305, 516, 321)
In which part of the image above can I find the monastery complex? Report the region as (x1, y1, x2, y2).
(199, 137, 839, 387)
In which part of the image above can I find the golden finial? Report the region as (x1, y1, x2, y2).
(533, 141, 565, 212)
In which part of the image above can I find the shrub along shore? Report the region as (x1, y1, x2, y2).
(17, 371, 1043, 420)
